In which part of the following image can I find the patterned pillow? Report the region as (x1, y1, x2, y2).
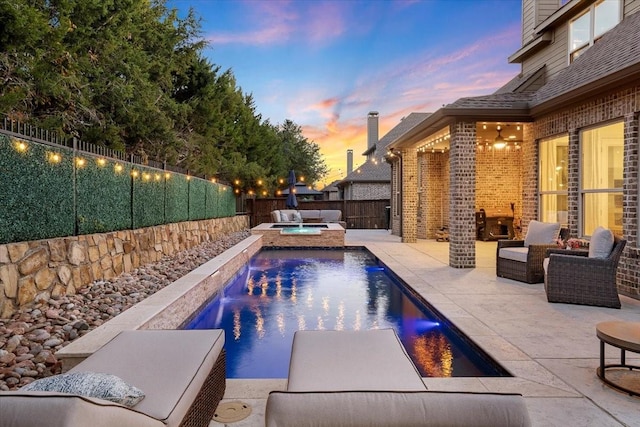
(21, 372, 145, 407)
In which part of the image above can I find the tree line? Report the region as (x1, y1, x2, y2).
(0, 0, 328, 193)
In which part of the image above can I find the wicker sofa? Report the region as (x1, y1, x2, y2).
(266, 329, 531, 427)
(544, 235, 626, 308)
(496, 221, 566, 284)
(0, 330, 226, 427)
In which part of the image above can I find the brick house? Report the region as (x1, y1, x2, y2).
(339, 112, 428, 200)
(387, 0, 640, 299)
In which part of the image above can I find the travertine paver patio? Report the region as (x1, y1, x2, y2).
(213, 230, 640, 427)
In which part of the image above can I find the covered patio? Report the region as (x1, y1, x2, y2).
(218, 230, 640, 426)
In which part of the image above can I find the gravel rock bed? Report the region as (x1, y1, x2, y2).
(0, 230, 250, 391)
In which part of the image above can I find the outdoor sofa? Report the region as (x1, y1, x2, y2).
(271, 209, 347, 228)
(0, 330, 226, 427)
(266, 329, 531, 427)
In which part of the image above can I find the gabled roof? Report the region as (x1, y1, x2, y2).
(531, 9, 640, 112)
(321, 180, 340, 193)
(338, 113, 429, 185)
(495, 65, 546, 94)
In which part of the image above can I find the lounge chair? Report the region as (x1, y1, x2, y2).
(0, 330, 226, 427)
(266, 329, 531, 427)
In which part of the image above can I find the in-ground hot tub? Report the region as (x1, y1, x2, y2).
(251, 223, 345, 247)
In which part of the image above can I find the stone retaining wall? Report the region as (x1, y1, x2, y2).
(0, 216, 249, 317)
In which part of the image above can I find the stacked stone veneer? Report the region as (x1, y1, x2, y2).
(0, 215, 249, 317)
(532, 86, 640, 298)
(350, 183, 390, 200)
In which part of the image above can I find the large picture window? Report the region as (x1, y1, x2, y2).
(580, 121, 623, 236)
(539, 135, 569, 225)
(569, 0, 620, 62)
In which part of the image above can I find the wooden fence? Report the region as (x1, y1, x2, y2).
(245, 198, 391, 229)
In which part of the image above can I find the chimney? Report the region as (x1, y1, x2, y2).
(347, 149, 353, 174)
(367, 111, 379, 151)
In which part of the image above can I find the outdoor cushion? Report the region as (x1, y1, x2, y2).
(271, 210, 281, 222)
(498, 247, 529, 263)
(287, 329, 426, 392)
(524, 220, 561, 247)
(21, 372, 144, 407)
(266, 390, 531, 427)
(299, 210, 321, 219)
(320, 210, 341, 222)
(589, 226, 614, 258)
(68, 329, 224, 425)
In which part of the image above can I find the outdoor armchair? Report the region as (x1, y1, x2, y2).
(544, 236, 626, 308)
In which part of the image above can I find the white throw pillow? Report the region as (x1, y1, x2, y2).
(292, 212, 302, 223)
(524, 220, 561, 247)
(280, 212, 290, 221)
(21, 372, 145, 407)
(589, 226, 614, 258)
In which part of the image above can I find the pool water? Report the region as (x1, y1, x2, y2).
(184, 248, 509, 379)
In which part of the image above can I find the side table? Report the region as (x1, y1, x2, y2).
(596, 321, 640, 396)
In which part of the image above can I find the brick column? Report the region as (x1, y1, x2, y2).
(619, 113, 639, 296)
(520, 123, 538, 233)
(449, 121, 475, 268)
(401, 148, 418, 243)
(566, 128, 580, 237)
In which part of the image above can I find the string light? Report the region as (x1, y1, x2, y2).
(131, 170, 139, 178)
(154, 173, 161, 181)
(14, 140, 27, 152)
(75, 157, 86, 167)
(48, 152, 61, 163)
(186, 175, 191, 181)
(97, 158, 107, 167)
(143, 173, 151, 181)
(114, 164, 123, 173)
(165, 172, 171, 179)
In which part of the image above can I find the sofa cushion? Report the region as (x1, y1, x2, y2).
(292, 212, 302, 222)
(524, 220, 561, 247)
(287, 329, 426, 392)
(266, 390, 531, 427)
(21, 372, 144, 407)
(589, 226, 614, 258)
(299, 210, 321, 219)
(498, 247, 529, 263)
(271, 210, 281, 222)
(320, 210, 341, 222)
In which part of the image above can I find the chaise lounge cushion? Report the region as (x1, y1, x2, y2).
(266, 390, 531, 427)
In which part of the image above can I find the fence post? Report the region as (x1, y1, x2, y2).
(73, 137, 79, 236)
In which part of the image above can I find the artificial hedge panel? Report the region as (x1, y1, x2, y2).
(132, 166, 166, 228)
(205, 182, 219, 219)
(188, 177, 207, 220)
(0, 135, 75, 244)
(165, 173, 189, 223)
(219, 185, 236, 217)
(76, 157, 132, 234)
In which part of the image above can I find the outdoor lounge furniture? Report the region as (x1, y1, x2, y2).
(265, 329, 531, 427)
(544, 231, 626, 308)
(0, 330, 226, 427)
(496, 220, 564, 284)
(271, 209, 347, 228)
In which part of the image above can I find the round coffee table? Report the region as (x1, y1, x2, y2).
(596, 321, 640, 396)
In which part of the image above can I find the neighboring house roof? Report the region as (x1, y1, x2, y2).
(531, 9, 640, 111)
(321, 180, 340, 193)
(281, 182, 323, 195)
(338, 112, 429, 186)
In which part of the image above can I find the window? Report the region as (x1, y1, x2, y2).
(539, 135, 569, 225)
(580, 121, 623, 236)
(569, 0, 620, 62)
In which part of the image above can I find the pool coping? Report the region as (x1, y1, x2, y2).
(56, 234, 263, 371)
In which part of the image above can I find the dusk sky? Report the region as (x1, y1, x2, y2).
(168, 0, 523, 186)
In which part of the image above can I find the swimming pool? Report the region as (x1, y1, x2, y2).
(184, 247, 509, 379)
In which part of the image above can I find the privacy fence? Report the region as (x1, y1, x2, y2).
(246, 198, 391, 229)
(0, 125, 235, 245)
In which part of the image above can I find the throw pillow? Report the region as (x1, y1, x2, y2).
(280, 212, 290, 221)
(22, 372, 145, 407)
(292, 212, 302, 223)
(524, 220, 561, 247)
(588, 226, 614, 258)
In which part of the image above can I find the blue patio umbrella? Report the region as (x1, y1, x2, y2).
(286, 170, 298, 208)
